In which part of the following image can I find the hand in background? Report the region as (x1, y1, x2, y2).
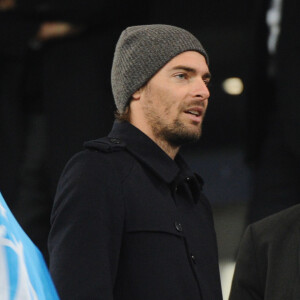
(36, 22, 84, 41)
(0, 0, 15, 10)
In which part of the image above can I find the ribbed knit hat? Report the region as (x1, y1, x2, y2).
(111, 24, 208, 113)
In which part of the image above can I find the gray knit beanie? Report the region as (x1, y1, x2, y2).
(111, 24, 208, 113)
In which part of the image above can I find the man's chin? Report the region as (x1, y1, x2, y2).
(165, 129, 202, 147)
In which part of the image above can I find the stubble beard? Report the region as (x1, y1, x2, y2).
(155, 118, 202, 147)
(145, 106, 203, 148)
(143, 86, 204, 148)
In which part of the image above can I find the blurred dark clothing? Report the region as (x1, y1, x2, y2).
(246, 0, 300, 224)
(0, 1, 148, 262)
(230, 204, 300, 300)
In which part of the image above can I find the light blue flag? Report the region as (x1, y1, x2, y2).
(0, 192, 60, 300)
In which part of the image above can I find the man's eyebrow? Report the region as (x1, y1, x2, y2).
(171, 66, 196, 73)
(171, 65, 212, 79)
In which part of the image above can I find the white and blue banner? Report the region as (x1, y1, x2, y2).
(0, 192, 59, 300)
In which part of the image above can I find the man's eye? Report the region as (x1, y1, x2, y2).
(175, 73, 187, 79)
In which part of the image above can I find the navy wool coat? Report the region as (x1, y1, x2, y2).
(48, 121, 223, 300)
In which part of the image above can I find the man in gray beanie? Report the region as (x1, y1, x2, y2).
(49, 24, 223, 300)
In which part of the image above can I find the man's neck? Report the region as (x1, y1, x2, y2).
(129, 120, 180, 160)
(151, 136, 180, 160)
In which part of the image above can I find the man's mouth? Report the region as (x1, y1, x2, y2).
(184, 107, 203, 116)
(183, 107, 204, 123)
(186, 110, 201, 116)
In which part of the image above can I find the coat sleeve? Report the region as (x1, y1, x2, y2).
(229, 225, 264, 300)
(48, 150, 125, 300)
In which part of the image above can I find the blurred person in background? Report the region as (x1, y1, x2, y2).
(0, 0, 147, 262)
(229, 0, 300, 298)
(245, 0, 300, 224)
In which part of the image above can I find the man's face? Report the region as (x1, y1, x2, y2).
(136, 51, 211, 147)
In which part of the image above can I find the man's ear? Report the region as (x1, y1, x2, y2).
(132, 88, 142, 100)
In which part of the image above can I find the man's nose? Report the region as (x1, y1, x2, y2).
(193, 78, 210, 99)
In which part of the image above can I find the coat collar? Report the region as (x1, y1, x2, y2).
(108, 121, 201, 187)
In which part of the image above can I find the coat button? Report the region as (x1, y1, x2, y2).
(186, 177, 190, 181)
(174, 221, 183, 232)
(191, 254, 196, 264)
(109, 138, 120, 144)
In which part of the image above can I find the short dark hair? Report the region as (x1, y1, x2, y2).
(114, 106, 130, 122)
